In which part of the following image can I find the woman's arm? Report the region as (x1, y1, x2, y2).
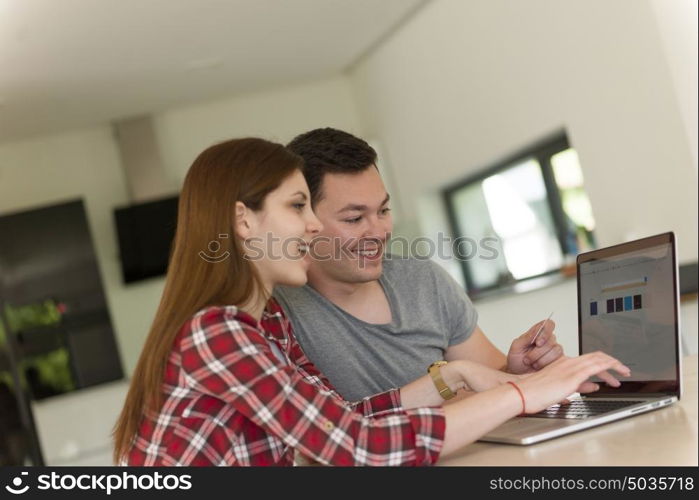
(405, 352, 630, 458)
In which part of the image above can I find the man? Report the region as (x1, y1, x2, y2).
(274, 128, 563, 402)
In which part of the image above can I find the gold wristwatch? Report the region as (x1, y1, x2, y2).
(427, 360, 456, 400)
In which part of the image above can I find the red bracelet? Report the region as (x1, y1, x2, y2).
(506, 381, 526, 416)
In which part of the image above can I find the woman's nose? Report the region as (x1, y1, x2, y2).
(307, 212, 323, 234)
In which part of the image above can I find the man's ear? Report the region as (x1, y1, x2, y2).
(233, 201, 253, 240)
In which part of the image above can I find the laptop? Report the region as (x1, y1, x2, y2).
(480, 232, 682, 445)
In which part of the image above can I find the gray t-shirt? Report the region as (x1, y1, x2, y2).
(274, 257, 478, 401)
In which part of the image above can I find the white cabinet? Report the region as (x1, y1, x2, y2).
(31, 379, 129, 465)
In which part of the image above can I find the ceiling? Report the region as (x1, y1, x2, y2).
(0, 0, 427, 143)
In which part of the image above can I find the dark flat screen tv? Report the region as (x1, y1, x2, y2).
(114, 196, 178, 283)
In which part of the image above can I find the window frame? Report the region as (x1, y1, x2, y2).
(443, 130, 585, 298)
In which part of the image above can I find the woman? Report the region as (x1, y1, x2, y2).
(112, 138, 629, 466)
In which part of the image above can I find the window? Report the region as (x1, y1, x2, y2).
(444, 132, 597, 298)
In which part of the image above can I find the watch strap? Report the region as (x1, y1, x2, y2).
(428, 361, 456, 400)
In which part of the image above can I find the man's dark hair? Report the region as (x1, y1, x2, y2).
(286, 128, 377, 205)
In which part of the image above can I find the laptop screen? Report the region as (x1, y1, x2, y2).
(577, 232, 680, 395)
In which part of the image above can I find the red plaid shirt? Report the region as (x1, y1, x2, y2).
(125, 299, 445, 466)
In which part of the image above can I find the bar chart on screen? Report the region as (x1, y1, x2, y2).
(590, 276, 648, 316)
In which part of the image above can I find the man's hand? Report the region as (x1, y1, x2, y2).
(506, 319, 563, 374)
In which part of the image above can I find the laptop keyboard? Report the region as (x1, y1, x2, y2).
(526, 400, 646, 419)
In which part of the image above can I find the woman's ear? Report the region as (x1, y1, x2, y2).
(233, 201, 253, 239)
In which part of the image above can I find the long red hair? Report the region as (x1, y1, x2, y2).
(112, 138, 302, 463)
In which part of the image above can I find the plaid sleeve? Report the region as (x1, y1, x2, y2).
(180, 307, 446, 466)
(348, 389, 407, 418)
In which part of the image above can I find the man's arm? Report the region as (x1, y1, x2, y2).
(427, 260, 562, 374)
(444, 325, 507, 371)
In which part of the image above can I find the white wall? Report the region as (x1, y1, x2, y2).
(650, 0, 698, 171)
(154, 76, 363, 181)
(349, 0, 698, 351)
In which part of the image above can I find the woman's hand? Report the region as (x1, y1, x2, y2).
(515, 351, 631, 414)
